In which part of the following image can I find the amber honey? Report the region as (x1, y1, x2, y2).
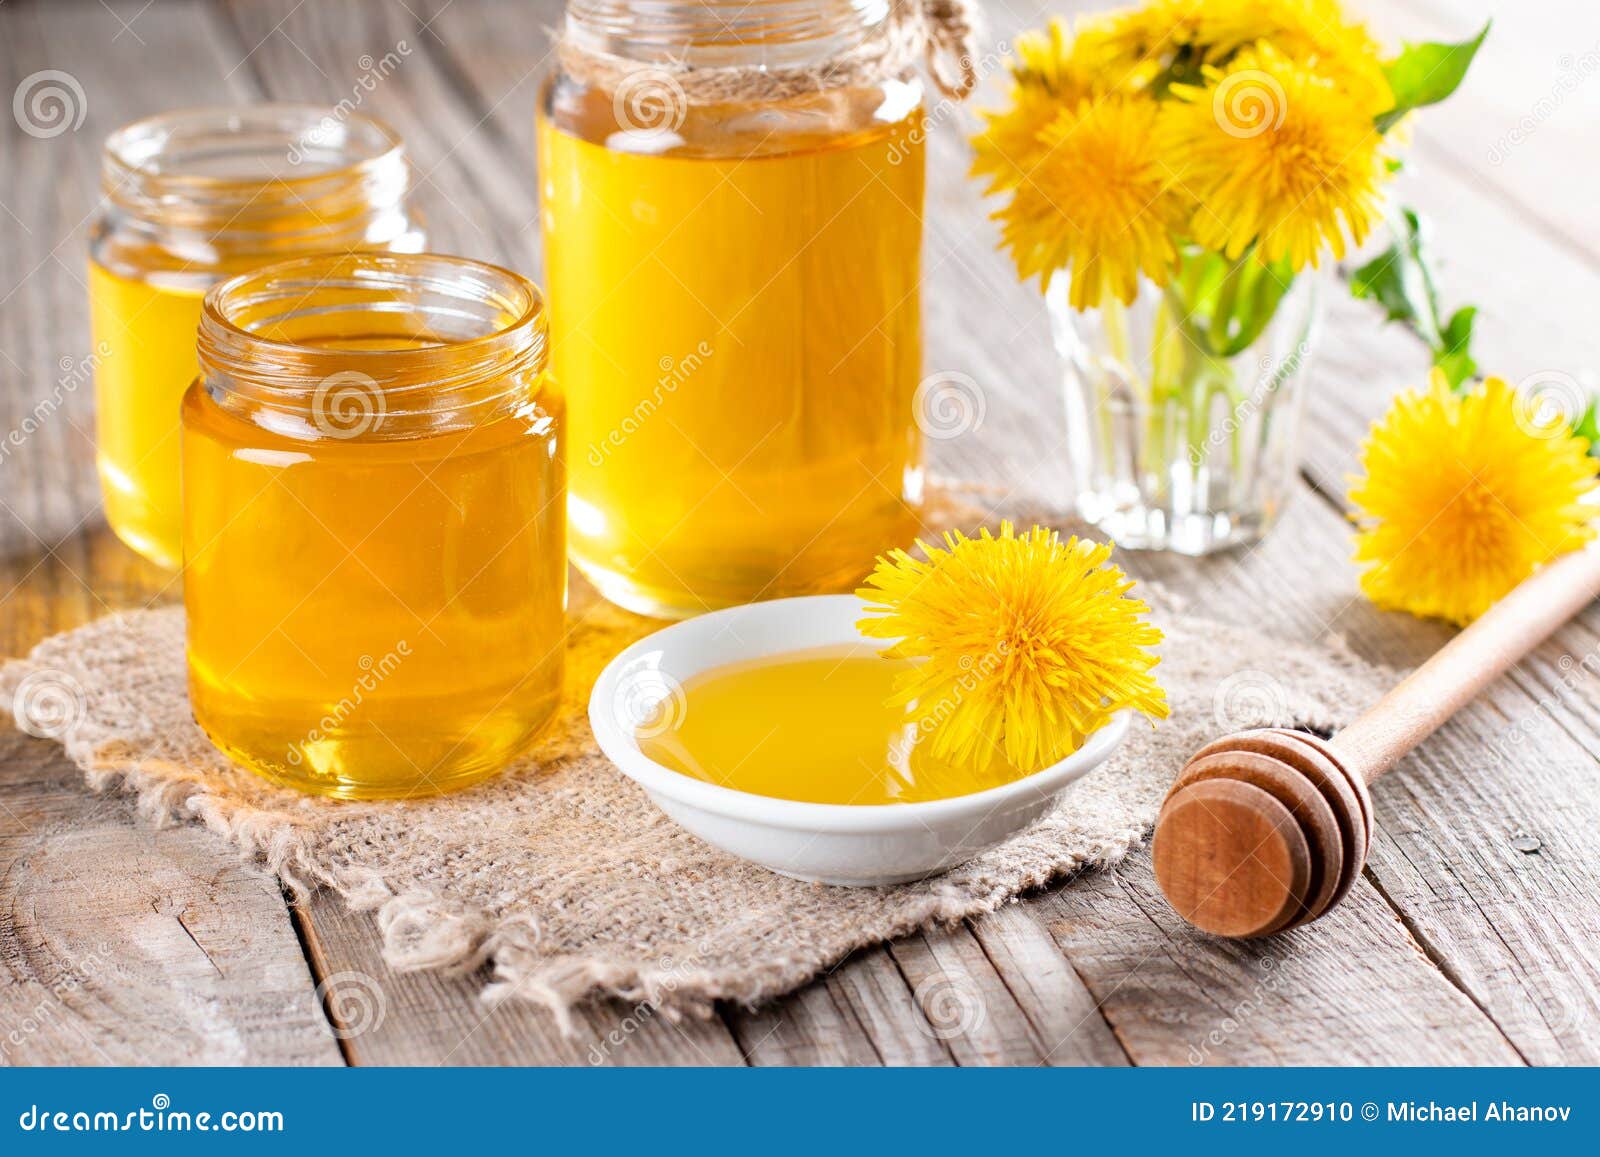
(89, 106, 423, 568)
(183, 254, 564, 799)
(638, 646, 1028, 804)
(538, 14, 927, 617)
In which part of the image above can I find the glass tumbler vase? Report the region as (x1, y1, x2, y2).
(1050, 270, 1323, 555)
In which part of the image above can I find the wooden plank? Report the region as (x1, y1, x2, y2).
(0, 728, 342, 1066)
(891, 909, 1132, 1066)
(0, 0, 340, 1067)
(965, 904, 1132, 1065)
(291, 892, 746, 1066)
(730, 950, 954, 1066)
(1038, 855, 1522, 1066)
(1282, 1, 1600, 1065)
(214, 0, 540, 264)
(1376, 0, 1600, 271)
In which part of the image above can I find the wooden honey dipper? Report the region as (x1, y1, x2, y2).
(1153, 542, 1600, 938)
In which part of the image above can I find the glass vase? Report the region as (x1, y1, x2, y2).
(1050, 264, 1323, 555)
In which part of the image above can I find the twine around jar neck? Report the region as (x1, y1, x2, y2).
(556, 0, 984, 104)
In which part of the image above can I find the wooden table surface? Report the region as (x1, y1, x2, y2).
(2, 0, 1597, 1066)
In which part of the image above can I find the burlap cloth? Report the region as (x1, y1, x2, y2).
(0, 488, 1385, 1028)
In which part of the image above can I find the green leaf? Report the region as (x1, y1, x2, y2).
(1347, 207, 1479, 389)
(1376, 22, 1489, 133)
(1574, 397, 1600, 458)
(1349, 208, 1439, 341)
(1434, 306, 1478, 388)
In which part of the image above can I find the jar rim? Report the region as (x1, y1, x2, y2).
(100, 104, 412, 240)
(103, 103, 403, 189)
(197, 252, 549, 439)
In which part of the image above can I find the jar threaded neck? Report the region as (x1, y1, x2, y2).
(101, 105, 415, 255)
(197, 253, 548, 442)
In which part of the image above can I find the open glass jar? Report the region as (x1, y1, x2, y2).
(538, 0, 927, 618)
(89, 105, 424, 569)
(184, 253, 564, 799)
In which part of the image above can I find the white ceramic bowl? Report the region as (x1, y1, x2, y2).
(588, 595, 1130, 887)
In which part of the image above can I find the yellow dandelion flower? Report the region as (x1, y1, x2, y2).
(1162, 43, 1390, 270)
(1198, 0, 1388, 94)
(971, 16, 1152, 194)
(971, 84, 1063, 195)
(1349, 372, 1599, 626)
(857, 522, 1169, 773)
(1096, 0, 1211, 76)
(994, 97, 1188, 309)
(1247, 0, 1390, 111)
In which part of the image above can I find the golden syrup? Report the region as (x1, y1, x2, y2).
(637, 646, 1028, 805)
(537, 102, 925, 618)
(87, 264, 205, 568)
(89, 106, 421, 569)
(183, 255, 563, 799)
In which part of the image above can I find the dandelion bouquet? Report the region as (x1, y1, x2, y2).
(975, 0, 1486, 553)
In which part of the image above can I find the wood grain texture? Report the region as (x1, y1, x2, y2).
(0, 730, 342, 1065)
(0, 0, 1595, 1066)
(0, 0, 337, 1068)
(1039, 855, 1523, 1066)
(293, 892, 747, 1066)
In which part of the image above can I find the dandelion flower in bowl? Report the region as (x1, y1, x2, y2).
(856, 522, 1168, 773)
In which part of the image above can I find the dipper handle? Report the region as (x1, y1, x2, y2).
(1331, 542, 1600, 780)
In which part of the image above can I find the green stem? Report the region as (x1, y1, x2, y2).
(1207, 257, 1246, 352)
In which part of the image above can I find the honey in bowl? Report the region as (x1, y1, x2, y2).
(635, 645, 1030, 805)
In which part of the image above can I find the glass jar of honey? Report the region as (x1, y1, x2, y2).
(90, 105, 424, 569)
(538, 0, 940, 618)
(184, 253, 564, 799)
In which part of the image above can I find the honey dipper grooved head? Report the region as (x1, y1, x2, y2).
(1152, 729, 1371, 938)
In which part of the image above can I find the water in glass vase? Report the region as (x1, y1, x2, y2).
(1052, 256, 1322, 555)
